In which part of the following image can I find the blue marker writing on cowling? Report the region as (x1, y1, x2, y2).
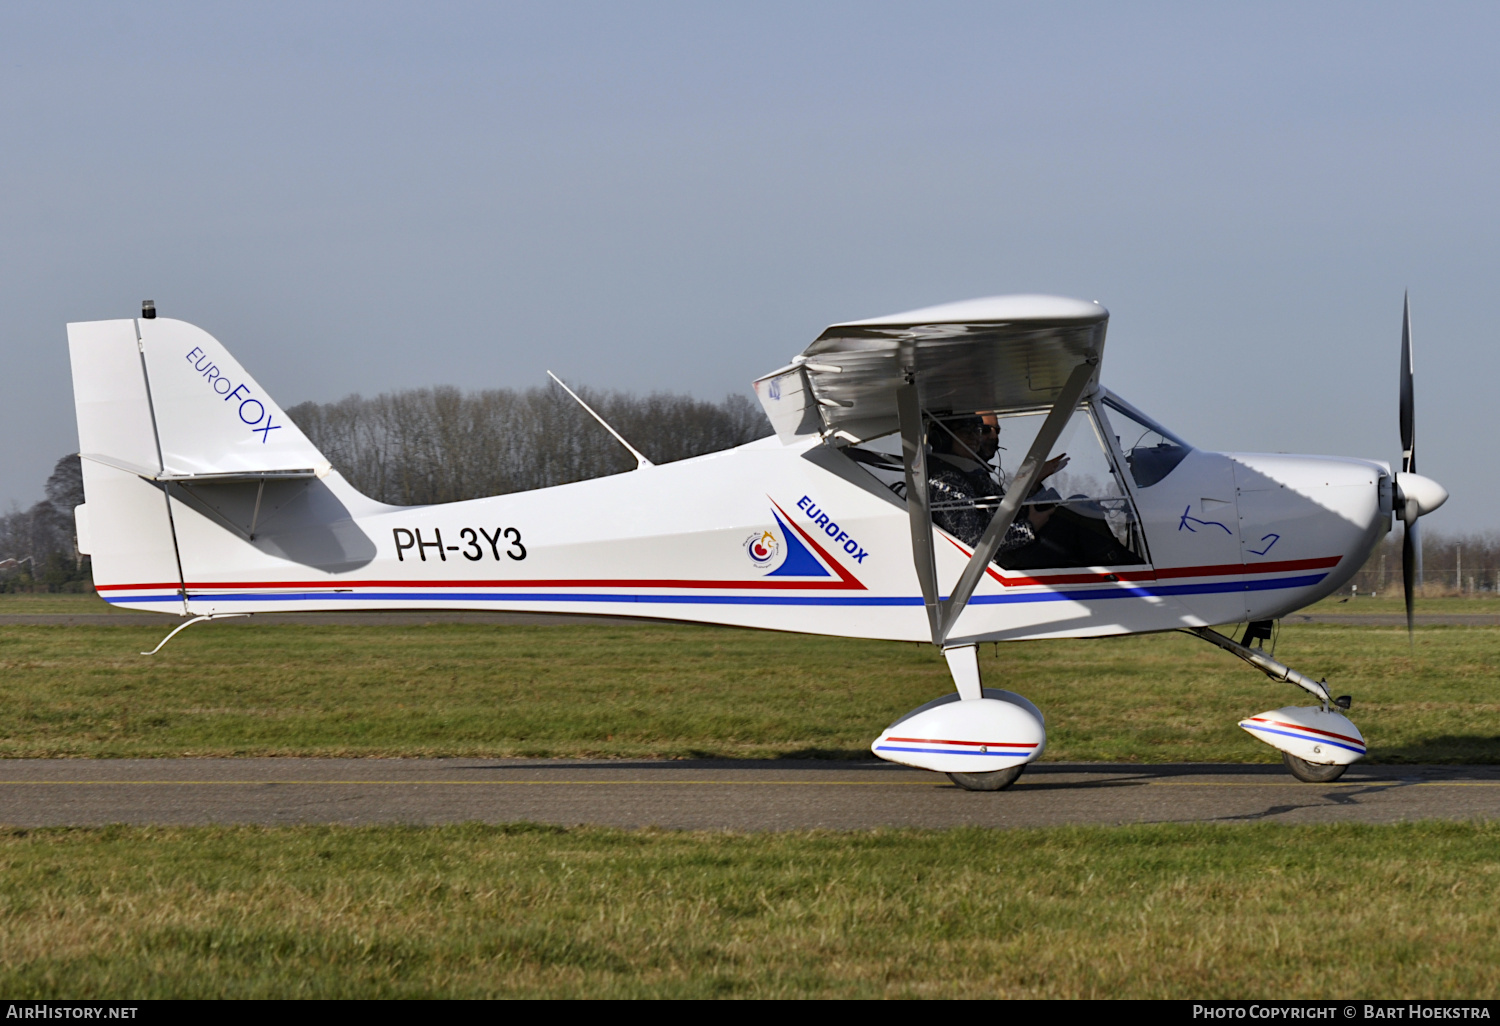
(1247, 533, 1280, 556)
(1178, 505, 1233, 535)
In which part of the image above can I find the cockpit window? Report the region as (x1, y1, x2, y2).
(838, 401, 1148, 569)
(1099, 394, 1192, 488)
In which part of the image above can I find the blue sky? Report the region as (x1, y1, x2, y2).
(3, 1, 1495, 530)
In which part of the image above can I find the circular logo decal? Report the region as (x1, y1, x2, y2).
(744, 529, 780, 568)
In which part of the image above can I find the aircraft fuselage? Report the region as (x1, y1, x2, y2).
(93, 428, 1391, 643)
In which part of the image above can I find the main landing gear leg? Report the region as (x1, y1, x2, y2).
(943, 645, 1026, 792)
(1186, 627, 1364, 782)
(944, 644, 984, 701)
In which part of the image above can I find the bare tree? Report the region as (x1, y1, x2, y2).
(1, 454, 90, 592)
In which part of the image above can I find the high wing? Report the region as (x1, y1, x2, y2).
(753, 294, 1109, 444)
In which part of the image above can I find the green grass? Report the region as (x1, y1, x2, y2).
(1, 821, 1496, 998)
(3, 604, 1495, 998)
(1, 618, 1496, 761)
(1304, 593, 1500, 614)
(0, 593, 121, 614)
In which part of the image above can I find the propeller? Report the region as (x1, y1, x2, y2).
(1393, 293, 1449, 642)
(1400, 293, 1417, 641)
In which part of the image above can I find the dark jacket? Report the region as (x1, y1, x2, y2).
(927, 453, 1036, 554)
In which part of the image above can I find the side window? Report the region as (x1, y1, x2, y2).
(1099, 395, 1192, 488)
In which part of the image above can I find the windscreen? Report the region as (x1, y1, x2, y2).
(984, 405, 1143, 565)
(1099, 394, 1192, 488)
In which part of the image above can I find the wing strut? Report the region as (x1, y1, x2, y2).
(898, 357, 1098, 648)
(897, 381, 941, 640)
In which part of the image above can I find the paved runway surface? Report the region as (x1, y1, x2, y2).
(0, 760, 1495, 830)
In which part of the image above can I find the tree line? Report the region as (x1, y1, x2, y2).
(1341, 530, 1500, 598)
(284, 384, 772, 506)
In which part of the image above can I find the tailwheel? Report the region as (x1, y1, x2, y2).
(1283, 752, 1348, 783)
(947, 764, 1026, 791)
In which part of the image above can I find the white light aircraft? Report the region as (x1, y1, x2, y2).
(66, 295, 1447, 789)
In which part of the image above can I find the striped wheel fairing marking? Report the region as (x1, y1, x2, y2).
(1239, 718, 1366, 754)
(875, 745, 1032, 758)
(884, 737, 1038, 748)
(1243, 717, 1366, 747)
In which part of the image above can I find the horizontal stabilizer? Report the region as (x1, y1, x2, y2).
(79, 451, 319, 483)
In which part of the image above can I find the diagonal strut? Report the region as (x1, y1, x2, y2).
(894, 358, 1099, 648)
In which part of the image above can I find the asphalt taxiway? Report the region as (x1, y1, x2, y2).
(0, 760, 1494, 831)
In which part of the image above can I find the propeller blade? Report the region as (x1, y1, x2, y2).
(1400, 292, 1415, 473)
(1403, 516, 1417, 645)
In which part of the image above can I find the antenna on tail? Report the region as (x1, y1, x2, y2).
(546, 371, 654, 470)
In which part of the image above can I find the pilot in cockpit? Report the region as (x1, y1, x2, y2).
(928, 414, 1134, 570)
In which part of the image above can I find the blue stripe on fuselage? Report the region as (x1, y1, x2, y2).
(103, 572, 1328, 607)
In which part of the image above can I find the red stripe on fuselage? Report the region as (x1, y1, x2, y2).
(938, 537, 1340, 587)
(98, 577, 860, 592)
(96, 524, 1341, 595)
(96, 552, 1341, 594)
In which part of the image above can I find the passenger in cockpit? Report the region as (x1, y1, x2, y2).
(927, 415, 1067, 555)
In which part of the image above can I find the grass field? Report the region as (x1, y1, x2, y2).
(2, 597, 1497, 999)
(0, 593, 129, 614)
(1, 608, 1496, 761)
(1303, 593, 1500, 614)
(1, 821, 1495, 998)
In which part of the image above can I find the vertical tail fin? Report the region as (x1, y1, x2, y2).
(68, 316, 339, 610)
(71, 316, 330, 480)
